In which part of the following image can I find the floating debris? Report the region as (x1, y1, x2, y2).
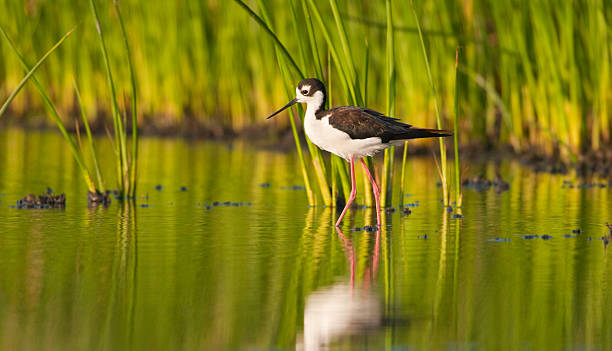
(87, 190, 111, 205)
(563, 234, 576, 238)
(417, 234, 428, 239)
(180, 186, 188, 192)
(259, 183, 271, 188)
(385, 207, 396, 214)
(571, 229, 581, 234)
(541, 235, 553, 240)
(351, 227, 363, 232)
(280, 185, 306, 190)
(140, 204, 150, 208)
(17, 192, 66, 209)
(487, 238, 511, 242)
(209, 201, 252, 207)
(46, 187, 53, 194)
(446, 206, 453, 213)
(402, 208, 412, 215)
(522, 235, 539, 239)
(155, 185, 163, 191)
(452, 214, 464, 219)
(363, 225, 378, 232)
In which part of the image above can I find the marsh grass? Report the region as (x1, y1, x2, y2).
(74, 80, 105, 193)
(237, 0, 458, 211)
(113, 0, 139, 199)
(380, 0, 395, 209)
(453, 48, 462, 208)
(0, 27, 75, 118)
(89, 0, 138, 199)
(410, 0, 449, 206)
(1, 1, 608, 158)
(0, 25, 97, 193)
(2, 0, 610, 206)
(234, 0, 316, 204)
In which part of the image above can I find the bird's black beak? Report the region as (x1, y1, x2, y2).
(266, 98, 298, 120)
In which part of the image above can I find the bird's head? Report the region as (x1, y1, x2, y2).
(266, 78, 326, 119)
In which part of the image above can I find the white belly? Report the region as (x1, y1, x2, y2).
(303, 113, 389, 161)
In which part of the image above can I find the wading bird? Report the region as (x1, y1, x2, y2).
(267, 78, 451, 227)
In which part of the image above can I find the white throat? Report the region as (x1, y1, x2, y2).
(304, 90, 325, 118)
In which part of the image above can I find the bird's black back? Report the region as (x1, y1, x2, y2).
(317, 106, 451, 143)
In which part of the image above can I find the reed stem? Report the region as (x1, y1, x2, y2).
(409, 1, 449, 206)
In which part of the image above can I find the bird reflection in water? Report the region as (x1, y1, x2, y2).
(297, 227, 382, 351)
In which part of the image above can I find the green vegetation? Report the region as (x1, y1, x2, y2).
(88, 0, 139, 198)
(453, 48, 462, 208)
(0, 26, 74, 118)
(0, 25, 97, 193)
(409, 0, 450, 207)
(0, 0, 139, 199)
(0, 0, 610, 206)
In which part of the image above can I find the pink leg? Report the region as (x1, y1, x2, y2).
(360, 159, 381, 226)
(335, 156, 356, 227)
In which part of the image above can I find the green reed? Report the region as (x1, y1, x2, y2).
(409, 0, 449, 206)
(74, 80, 105, 193)
(89, 0, 138, 199)
(0, 26, 74, 118)
(233, 0, 316, 205)
(0, 25, 97, 193)
(114, 0, 139, 199)
(453, 48, 462, 208)
(306, 0, 376, 208)
(380, 0, 395, 209)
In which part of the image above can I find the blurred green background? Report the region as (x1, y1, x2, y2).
(0, 0, 610, 155)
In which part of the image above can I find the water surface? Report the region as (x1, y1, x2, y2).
(0, 128, 611, 350)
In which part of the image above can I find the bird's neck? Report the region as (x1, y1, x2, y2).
(307, 92, 326, 119)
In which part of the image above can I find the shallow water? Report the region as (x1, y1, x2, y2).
(0, 128, 611, 350)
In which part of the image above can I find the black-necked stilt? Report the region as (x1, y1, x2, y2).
(267, 78, 452, 227)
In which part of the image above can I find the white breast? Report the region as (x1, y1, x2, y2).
(303, 110, 388, 161)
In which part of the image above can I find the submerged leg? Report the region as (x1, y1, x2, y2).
(360, 159, 381, 226)
(335, 156, 356, 227)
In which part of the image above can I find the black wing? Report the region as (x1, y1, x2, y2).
(321, 106, 451, 143)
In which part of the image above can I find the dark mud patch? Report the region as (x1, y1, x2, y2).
(87, 190, 111, 205)
(17, 193, 65, 209)
(517, 147, 612, 178)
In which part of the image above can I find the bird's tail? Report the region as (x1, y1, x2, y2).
(396, 127, 453, 140)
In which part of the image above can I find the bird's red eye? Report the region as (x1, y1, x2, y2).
(301, 90, 308, 95)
